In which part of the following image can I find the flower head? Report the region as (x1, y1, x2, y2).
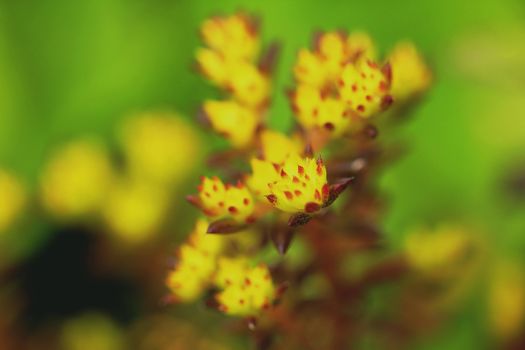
(196, 177, 255, 223)
(214, 258, 275, 316)
(0, 169, 26, 233)
(200, 13, 259, 62)
(292, 31, 391, 137)
(388, 41, 432, 101)
(339, 58, 392, 118)
(250, 154, 329, 214)
(197, 13, 269, 109)
(294, 31, 376, 88)
(259, 130, 304, 164)
(203, 100, 259, 148)
(166, 219, 225, 302)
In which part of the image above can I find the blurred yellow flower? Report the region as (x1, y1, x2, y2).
(166, 219, 224, 302)
(102, 180, 169, 244)
(197, 13, 269, 109)
(120, 112, 200, 186)
(339, 58, 391, 118)
(60, 313, 125, 350)
(259, 130, 303, 164)
(292, 31, 392, 137)
(388, 41, 432, 101)
(404, 225, 472, 273)
(215, 259, 275, 316)
(250, 154, 329, 214)
(294, 31, 376, 89)
(293, 85, 350, 135)
(203, 100, 259, 148)
(0, 169, 26, 233)
(40, 140, 114, 219)
(196, 176, 255, 223)
(200, 13, 259, 61)
(488, 261, 525, 340)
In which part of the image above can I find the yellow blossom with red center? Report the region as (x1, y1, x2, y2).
(293, 85, 350, 135)
(214, 258, 275, 316)
(250, 153, 329, 214)
(339, 58, 392, 118)
(197, 177, 255, 222)
(203, 100, 259, 148)
(388, 41, 432, 101)
(292, 31, 390, 136)
(294, 31, 376, 88)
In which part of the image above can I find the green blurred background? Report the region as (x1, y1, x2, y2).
(1, 0, 525, 348)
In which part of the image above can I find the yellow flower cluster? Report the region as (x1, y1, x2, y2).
(191, 129, 329, 219)
(166, 220, 276, 316)
(215, 258, 275, 316)
(0, 169, 26, 233)
(197, 13, 270, 148)
(166, 219, 224, 302)
(39, 112, 200, 244)
(292, 32, 390, 136)
(196, 176, 255, 223)
(292, 31, 431, 136)
(248, 130, 328, 214)
(388, 42, 432, 102)
(250, 154, 329, 214)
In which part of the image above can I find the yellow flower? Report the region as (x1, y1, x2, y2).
(196, 177, 255, 223)
(488, 261, 525, 340)
(259, 130, 303, 164)
(294, 31, 377, 89)
(346, 32, 377, 61)
(293, 85, 350, 135)
(388, 41, 432, 101)
(292, 31, 391, 136)
(339, 58, 392, 118)
(203, 100, 258, 148)
(294, 48, 327, 87)
(228, 62, 270, 108)
(404, 226, 471, 273)
(187, 219, 225, 257)
(197, 13, 269, 108)
(214, 257, 250, 288)
(120, 112, 200, 186)
(166, 220, 225, 302)
(215, 260, 275, 317)
(102, 180, 169, 244)
(200, 13, 259, 62)
(40, 140, 114, 218)
(250, 154, 329, 214)
(0, 169, 26, 233)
